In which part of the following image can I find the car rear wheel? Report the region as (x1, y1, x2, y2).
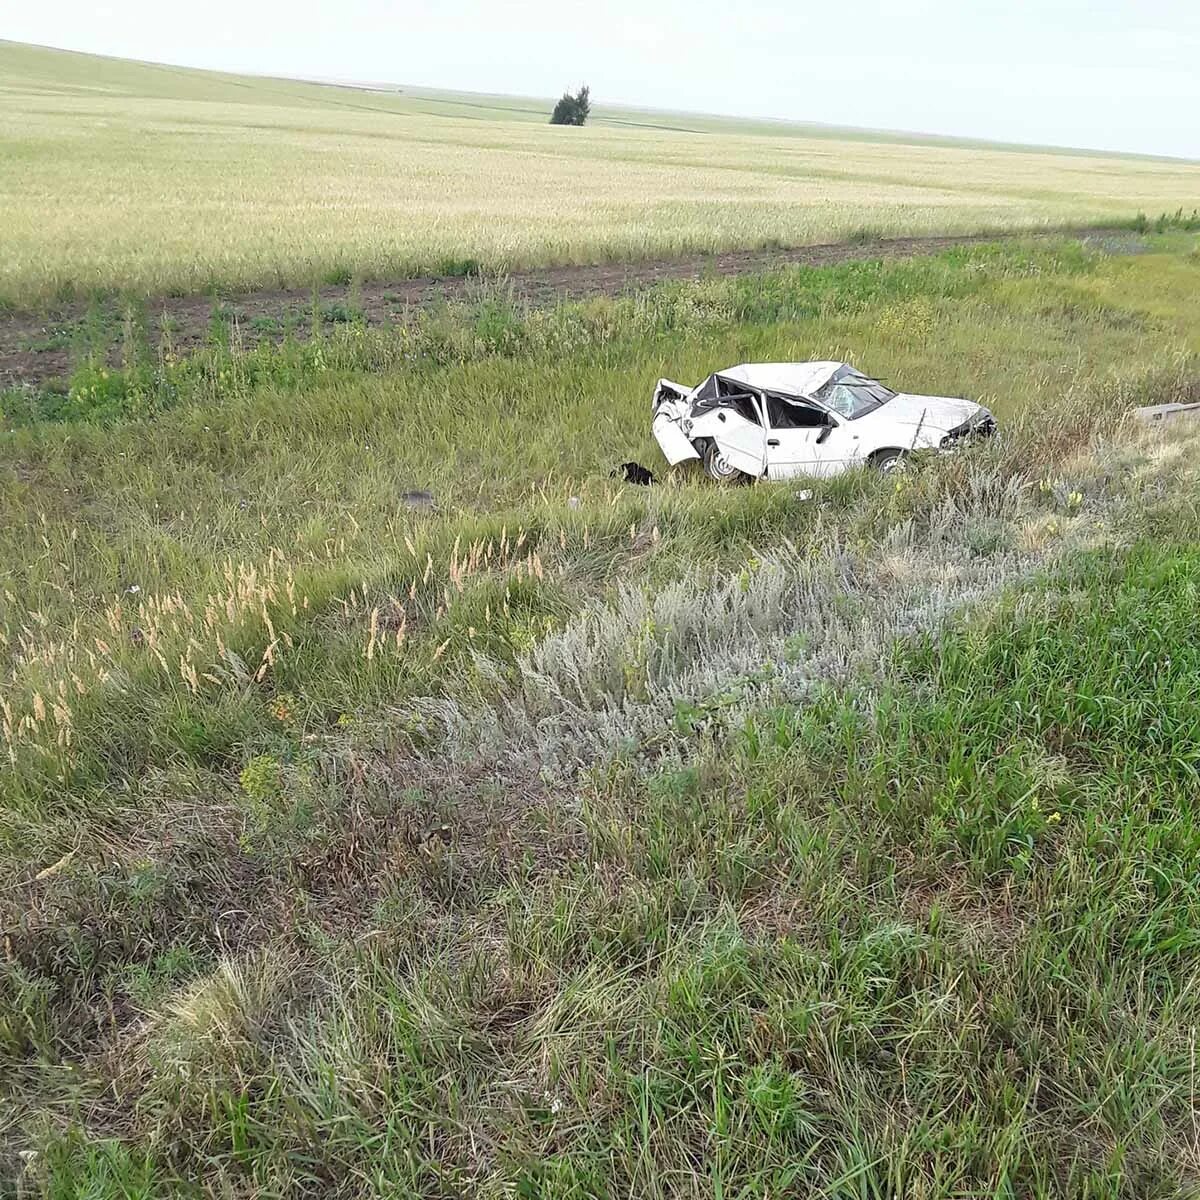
(702, 441, 750, 485)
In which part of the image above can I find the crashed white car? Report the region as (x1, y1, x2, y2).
(652, 361, 995, 482)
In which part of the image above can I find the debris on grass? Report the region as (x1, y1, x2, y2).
(612, 461, 655, 486)
(400, 489, 436, 510)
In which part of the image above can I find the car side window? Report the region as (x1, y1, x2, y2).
(765, 393, 827, 429)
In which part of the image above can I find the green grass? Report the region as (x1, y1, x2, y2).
(4, 236, 1200, 1196)
(2, 39, 1199, 306)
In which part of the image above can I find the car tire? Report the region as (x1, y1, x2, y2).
(702, 441, 750, 485)
(871, 449, 907, 474)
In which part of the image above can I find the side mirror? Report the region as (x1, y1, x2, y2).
(815, 418, 835, 444)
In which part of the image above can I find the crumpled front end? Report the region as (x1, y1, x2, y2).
(652, 380, 701, 465)
(939, 409, 997, 449)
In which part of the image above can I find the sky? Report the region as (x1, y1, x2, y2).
(7, 0, 1199, 158)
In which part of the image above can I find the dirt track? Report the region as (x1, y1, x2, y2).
(0, 228, 1123, 389)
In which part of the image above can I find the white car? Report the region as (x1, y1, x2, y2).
(652, 361, 996, 483)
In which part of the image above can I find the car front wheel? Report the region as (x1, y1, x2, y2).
(871, 449, 907, 474)
(703, 441, 750, 485)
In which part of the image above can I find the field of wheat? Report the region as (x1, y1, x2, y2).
(2, 39, 1198, 306)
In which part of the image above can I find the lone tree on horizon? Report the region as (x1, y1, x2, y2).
(550, 85, 591, 126)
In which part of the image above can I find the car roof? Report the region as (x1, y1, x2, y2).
(717, 361, 846, 398)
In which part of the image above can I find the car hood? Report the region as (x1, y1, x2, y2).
(856, 392, 985, 436)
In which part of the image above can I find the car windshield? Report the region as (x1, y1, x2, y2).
(816, 372, 896, 420)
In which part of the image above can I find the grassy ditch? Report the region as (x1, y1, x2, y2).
(2, 236, 1200, 1195)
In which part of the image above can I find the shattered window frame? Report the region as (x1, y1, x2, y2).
(723, 391, 764, 427)
(691, 375, 765, 426)
(763, 391, 830, 430)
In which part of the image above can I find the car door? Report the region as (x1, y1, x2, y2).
(762, 394, 861, 479)
(709, 403, 767, 477)
(700, 384, 767, 477)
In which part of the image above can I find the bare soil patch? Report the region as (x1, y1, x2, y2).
(0, 228, 1124, 389)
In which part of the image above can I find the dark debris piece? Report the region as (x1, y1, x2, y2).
(612, 462, 655, 486)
